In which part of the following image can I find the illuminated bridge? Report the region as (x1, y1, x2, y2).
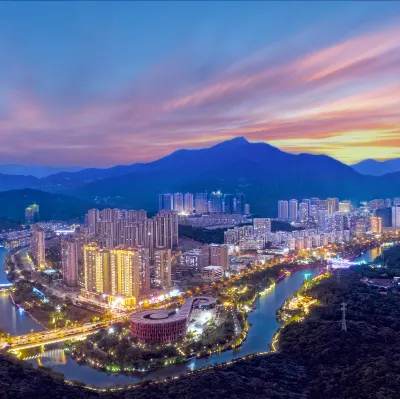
(329, 257, 366, 269)
(2, 316, 128, 352)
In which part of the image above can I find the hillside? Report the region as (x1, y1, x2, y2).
(1, 257, 400, 398)
(1, 138, 400, 216)
(0, 165, 83, 178)
(352, 158, 400, 176)
(0, 189, 95, 222)
(73, 137, 395, 215)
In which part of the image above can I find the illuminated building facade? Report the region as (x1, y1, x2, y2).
(278, 200, 289, 220)
(370, 217, 382, 234)
(299, 202, 309, 221)
(392, 206, 400, 229)
(153, 247, 172, 288)
(289, 199, 298, 222)
(158, 194, 173, 211)
(173, 192, 184, 212)
(25, 204, 40, 226)
(338, 201, 351, 213)
(184, 193, 194, 214)
(130, 297, 216, 344)
(83, 244, 150, 298)
(30, 225, 45, 266)
(83, 243, 110, 294)
(195, 193, 208, 213)
(203, 244, 229, 270)
(61, 239, 78, 287)
(253, 218, 271, 235)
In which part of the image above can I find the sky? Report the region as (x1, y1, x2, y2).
(0, 1, 400, 167)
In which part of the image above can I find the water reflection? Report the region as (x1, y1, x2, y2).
(0, 248, 44, 335)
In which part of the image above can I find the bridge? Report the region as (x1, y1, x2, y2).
(2, 315, 128, 352)
(329, 257, 366, 269)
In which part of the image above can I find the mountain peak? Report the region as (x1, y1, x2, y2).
(215, 136, 249, 147)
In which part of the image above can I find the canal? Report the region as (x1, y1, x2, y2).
(0, 245, 383, 388)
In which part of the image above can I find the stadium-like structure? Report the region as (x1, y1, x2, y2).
(130, 296, 216, 344)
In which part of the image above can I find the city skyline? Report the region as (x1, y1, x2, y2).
(0, 2, 400, 166)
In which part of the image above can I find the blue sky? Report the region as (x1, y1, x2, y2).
(1, 1, 400, 166)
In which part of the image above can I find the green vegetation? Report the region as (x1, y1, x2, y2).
(178, 225, 225, 244)
(178, 221, 300, 245)
(71, 325, 183, 372)
(185, 310, 236, 355)
(11, 280, 96, 328)
(3, 242, 400, 397)
(0, 188, 95, 222)
(0, 218, 22, 232)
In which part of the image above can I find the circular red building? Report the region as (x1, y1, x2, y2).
(130, 297, 216, 344)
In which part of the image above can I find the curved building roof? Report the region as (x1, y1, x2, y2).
(130, 296, 216, 325)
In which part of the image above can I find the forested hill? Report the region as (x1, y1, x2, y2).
(2, 258, 400, 398)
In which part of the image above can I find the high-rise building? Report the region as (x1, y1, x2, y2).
(253, 218, 271, 235)
(158, 194, 173, 211)
(376, 207, 392, 228)
(333, 212, 344, 231)
(244, 204, 251, 216)
(195, 193, 208, 213)
(203, 244, 229, 270)
(338, 201, 351, 213)
(87, 209, 100, 235)
(154, 211, 179, 248)
(25, 204, 40, 225)
(83, 244, 150, 297)
(302, 198, 311, 211)
(327, 198, 339, 216)
(310, 198, 320, 207)
(223, 194, 235, 214)
(234, 193, 246, 215)
(127, 209, 147, 222)
(173, 193, 184, 213)
(318, 199, 328, 211)
(30, 225, 45, 266)
(184, 193, 194, 214)
(310, 205, 318, 221)
(318, 210, 329, 231)
(299, 202, 309, 222)
(392, 206, 400, 229)
(83, 243, 110, 294)
(209, 191, 223, 213)
(278, 200, 289, 220)
(370, 217, 382, 234)
(355, 219, 368, 236)
(109, 246, 149, 297)
(61, 239, 78, 287)
(289, 199, 298, 222)
(394, 198, 400, 206)
(153, 247, 171, 288)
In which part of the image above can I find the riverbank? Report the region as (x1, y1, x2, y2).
(4, 259, 400, 399)
(4, 236, 398, 390)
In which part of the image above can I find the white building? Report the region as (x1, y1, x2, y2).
(392, 206, 400, 229)
(289, 199, 298, 222)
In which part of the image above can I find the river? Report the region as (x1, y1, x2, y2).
(0, 245, 381, 388)
(0, 247, 44, 335)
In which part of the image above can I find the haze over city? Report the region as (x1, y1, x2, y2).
(1, 2, 400, 166)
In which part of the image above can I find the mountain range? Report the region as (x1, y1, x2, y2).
(0, 164, 83, 178)
(351, 158, 400, 176)
(2, 137, 400, 220)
